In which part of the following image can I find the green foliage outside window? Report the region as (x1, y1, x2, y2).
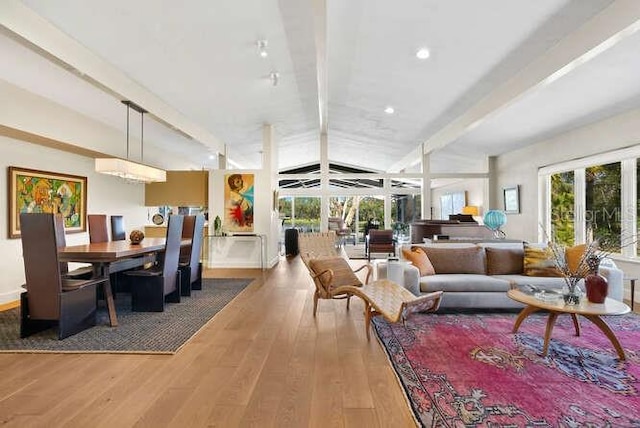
(551, 172, 575, 246)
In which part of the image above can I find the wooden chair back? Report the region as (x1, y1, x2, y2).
(183, 214, 205, 283)
(20, 213, 63, 319)
(110, 215, 126, 241)
(162, 215, 184, 295)
(88, 214, 109, 243)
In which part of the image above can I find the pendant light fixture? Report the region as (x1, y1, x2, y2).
(95, 100, 166, 183)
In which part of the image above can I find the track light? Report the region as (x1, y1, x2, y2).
(257, 39, 268, 58)
(269, 71, 279, 87)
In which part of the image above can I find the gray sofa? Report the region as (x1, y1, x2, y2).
(376, 242, 624, 309)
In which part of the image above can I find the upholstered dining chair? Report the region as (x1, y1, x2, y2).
(124, 214, 183, 311)
(110, 215, 126, 241)
(19, 213, 109, 339)
(53, 214, 94, 280)
(88, 214, 109, 243)
(178, 214, 206, 296)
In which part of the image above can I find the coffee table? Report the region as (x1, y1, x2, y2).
(507, 289, 630, 360)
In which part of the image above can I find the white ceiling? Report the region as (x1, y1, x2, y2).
(2, 0, 639, 173)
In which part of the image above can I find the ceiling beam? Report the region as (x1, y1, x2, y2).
(420, 0, 640, 156)
(0, 0, 226, 157)
(312, 0, 328, 135)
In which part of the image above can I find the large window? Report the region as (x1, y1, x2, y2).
(550, 171, 574, 245)
(585, 162, 621, 250)
(540, 147, 637, 258)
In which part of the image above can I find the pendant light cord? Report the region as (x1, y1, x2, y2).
(126, 102, 130, 160)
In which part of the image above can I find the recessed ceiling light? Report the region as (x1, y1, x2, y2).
(384, 106, 395, 114)
(416, 47, 430, 60)
(208, 154, 215, 160)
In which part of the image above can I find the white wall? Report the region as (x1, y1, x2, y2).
(0, 136, 149, 304)
(495, 108, 640, 300)
(495, 108, 640, 242)
(431, 178, 486, 220)
(208, 170, 279, 269)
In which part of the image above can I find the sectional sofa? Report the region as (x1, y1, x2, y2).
(376, 242, 624, 309)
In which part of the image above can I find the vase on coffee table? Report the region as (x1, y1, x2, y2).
(585, 256, 608, 303)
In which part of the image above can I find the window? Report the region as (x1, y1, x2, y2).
(550, 171, 574, 246)
(585, 162, 621, 250)
(540, 147, 637, 258)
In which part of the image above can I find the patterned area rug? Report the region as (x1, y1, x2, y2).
(372, 311, 640, 427)
(0, 278, 252, 354)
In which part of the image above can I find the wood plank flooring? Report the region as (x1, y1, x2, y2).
(0, 257, 416, 427)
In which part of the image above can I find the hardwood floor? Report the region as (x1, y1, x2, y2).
(0, 257, 416, 427)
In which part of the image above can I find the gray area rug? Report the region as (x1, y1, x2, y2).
(0, 278, 252, 354)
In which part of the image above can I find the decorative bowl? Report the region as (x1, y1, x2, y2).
(129, 229, 145, 244)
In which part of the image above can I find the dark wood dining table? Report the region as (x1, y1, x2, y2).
(58, 238, 170, 327)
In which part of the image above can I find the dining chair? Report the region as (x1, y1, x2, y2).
(88, 214, 109, 243)
(19, 213, 109, 339)
(53, 214, 94, 280)
(124, 214, 184, 311)
(110, 215, 126, 241)
(178, 214, 205, 296)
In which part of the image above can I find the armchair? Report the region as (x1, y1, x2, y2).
(328, 217, 351, 246)
(366, 229, 396, 261)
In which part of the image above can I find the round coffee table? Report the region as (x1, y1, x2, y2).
(507, 289, 630, 360)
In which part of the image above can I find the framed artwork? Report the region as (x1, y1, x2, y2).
(224, 173, 254, 233)
(503, 185, 520, 214)
(8, 166, 87, 238)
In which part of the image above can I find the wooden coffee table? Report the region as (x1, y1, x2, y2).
(507, 289, 631, 360)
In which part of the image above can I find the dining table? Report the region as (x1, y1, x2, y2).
(58, 238, 176, 327)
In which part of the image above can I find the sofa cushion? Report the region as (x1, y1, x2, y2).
(523, 243, 562, 277)
(419, 274, 512, 293)
(421, 246, 486, 274)
(486, 247, 524, 275)
(308, 257, 362, 290)
(402, 247, 435, 276)
(565, 244, 586, 273)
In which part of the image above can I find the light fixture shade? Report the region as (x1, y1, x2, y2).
(95, 158, 166, 183)
(483, 210, 507, 231)
(462, 205, 479, 216)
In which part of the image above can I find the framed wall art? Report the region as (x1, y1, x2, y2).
(8, 166, 87, 238)
(503, 185, 520, 214)
(224, 173, 254, 233)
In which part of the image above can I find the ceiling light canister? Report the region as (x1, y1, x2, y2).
(269, 71, 279, 87)
(384, 106, 395, 114)
(416, 47, 431, 59)
(257, 39, 268, 58)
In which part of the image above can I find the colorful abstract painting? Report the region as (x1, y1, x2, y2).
(224, 173, 254, 233)
(8, 166, 87, 238)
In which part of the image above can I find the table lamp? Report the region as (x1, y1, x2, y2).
(483, 210, 507, 239)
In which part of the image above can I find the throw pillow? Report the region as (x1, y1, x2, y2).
(402, 247, 435, 276)
(565, 244, 586, 273)
(421, 246, 486, 274)
(523, 243, 562, 277)
(308, 257, 362, 291)
(485, 247, 524, 275)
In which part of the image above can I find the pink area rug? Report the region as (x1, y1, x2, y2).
(372, 312, 640, 427)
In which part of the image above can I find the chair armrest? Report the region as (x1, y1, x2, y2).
(353, 264, 373, 284)
(311, 268, 334, 296)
